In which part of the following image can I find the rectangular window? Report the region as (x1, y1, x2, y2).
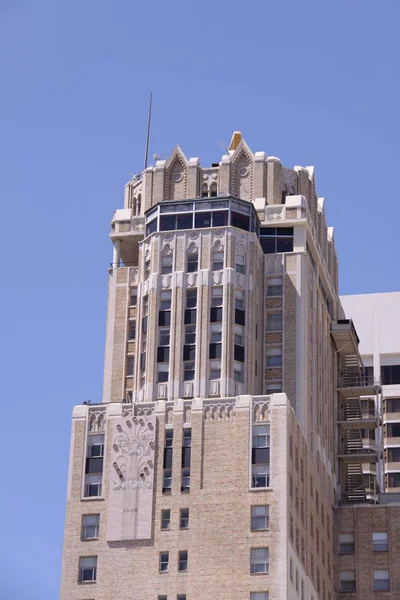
(211, 323, 222, 343)
(161, 255, 173, 274)
(181, 467, 190, 492)
(180, 508, 189, 529)
(161, 509, 170, 530)
(209, 342, 222, 359)
(250, 594, 269, 600)
(266, 312, 282, 331)
(387, 447, 400, 462)
(79, 556, 97, 582)
(339, 533, 354, 554)
(186, 288, 197, 308)
(158, 364, 169, 383)
(185, 324, 196, 344)
(381, 365, 400, 385)
(177, 596, 186, 600)
(386, 398, 400, 412)
(128, 320, 136, 340)
(251, 505, 269, 530)
(130, 288, 137, 306)
(160, 552, 169, 572)
(81, 514, 100, 540)
(145, 259, 150, 279)
(212, 251, 224, 271)
(372, 532, 388, 552)
(236, 254, 246, 274)
(374, 570, 390, 591)
(184, 308, 197, 325)
(84, 474, 102, 497)
(157, 347, 170, 363)
(250, 548, 269, 573)
(253, 424, 270, 448)
(235, 289, 244, 309)
(178, 550, 188, 572)
(386, 423, 400, 437)
(252, 464, 270, 488)
(160, 291, 172, 310)
(260, 227, 294, 254)
(266, 383, 282, 393)
(88, 434, 104, 458)
(187, 252, 198, 273)
(266, 347, 282, 367)
(235, 325, 244, 345)
(267, 278, 282, 297)
(159, 311, 171, 327)
(159, 328, 170, 347)
(235, 307, 245, 326)
(210, 307, 223, 322)
(339, 571, 356, 593)
(210, 359, 221, 380)
(234, 361, 244, 382)
(183, 361, 195, 382)
(234, 345, 245, 362)
(163, 469, 172, 493)
(158, 596, 167, 600)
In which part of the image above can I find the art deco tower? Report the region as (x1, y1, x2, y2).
(60, 132, 381, 600)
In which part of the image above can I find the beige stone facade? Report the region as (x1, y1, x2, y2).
(61, 132, 392, 599)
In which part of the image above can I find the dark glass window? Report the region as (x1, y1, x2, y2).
(387, 423, 400, 437)
(180, 508, 189, 529)
(387, 448, 400, 462)
(158, 367, 168, 382)
(210, 307, 223, 322)
(252, 447, 270, 464)
(85, 457, 104, 474)
(182, 447, 191, 468)
(260, 227, 294, 254)
(381, 365, 400, 385)
(165, 429, 173, 447)
(209, 343, 222, 359)
(157, 347, 170, 363)
(128, 321, 136, 340)
(183, 345, 196, 361)
(177, 213, 193, 229)
(184, 361, 195, 381)
(386, 398, 400, 413)
(184, 309, 197, 324)
(388, 473, 400, 487)
(234, 344, 245, 362)
(212, 211, 228, 227)
(142, 316, 148, 335)
(140, 352, 146, 371)
(186, 289, 197, 308)
(159, 311, 171, 326)
(146, 219, 157, 236)
(183, 429, 192, 447)
(163, 448, 173, 469)
(195, 212, 212, 228)
(160, 215, 176, 231)
(231, 212, 250, 231)
(127, 357, 134, 375)
(187, 254, 198, 272)
(235, 308, 245, 326)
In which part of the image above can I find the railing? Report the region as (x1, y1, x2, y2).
(264, 196, 317, 240)
(338, 408, 377, 422)
(338, 445, 377, 456)
(338, 373, 376, 388)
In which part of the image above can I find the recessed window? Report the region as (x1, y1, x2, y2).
(374, 570, 390, 591)
(260, 227, 294, 254)
(210, 359, 221, 380)
(157, 347, 170, 363)
(372, 532, 388, 552)
(162, 255, 173, 274)
(235, 325, 244, 345)
(266, 383, 282, 393)
(381, 365, 400, 385)
(267, 278, 282, 297)
(84, 474, 102, 498)
(251, 505, 269, 530)
(160, 291, 172, 310)
(266, 347, 282, 367)
(252, 465, 269, 488)
(180, 508, 189, 529)
(250, 594, 269, 600)
(163, 469, 172, 494)
(266, 312, 282, 332)
(209, 342, 222, 359)
(81, 514, 100, 540)
(251, 548, 269, 574)
(339, 571, 356, 593)
(236, 254, 246, 274)
(234, 361, 244, 382)
(212, 251, 224, 271)
(386, 398, 400, 413)
(235, 289, 244, 309)
(253, 424, 270, 448)
(158, 596, 167, 600)
(177, 595, 186, 600)
(181, 467, 190, 492)
(161, 509, 170, 530)
(339, 533, 354, 554)
(158, 364, 169, 383)
(186, 288, 197, 308)
(211, 323, 222, 343)
(88, 435, 104, 458)
(187, 251, 198, 273)
(387, 447, 400, 462)
(128, 320, 136, 340)
(130, 288, 137, 306)
(159, 327, 170, 347)
(160, 552, 169, 572)
(79, 556, 97, 583)
(184, 360, 195, 382)
(178, 550, 188, 572)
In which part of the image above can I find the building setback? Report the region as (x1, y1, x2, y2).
(60, 132, 400, 599)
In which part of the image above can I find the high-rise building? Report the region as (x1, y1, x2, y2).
(60, 132, 398, 600)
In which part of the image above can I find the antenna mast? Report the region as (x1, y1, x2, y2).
(143, 92, 153, 171)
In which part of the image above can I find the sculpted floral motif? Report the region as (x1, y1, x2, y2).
(112, 417, 155, 492)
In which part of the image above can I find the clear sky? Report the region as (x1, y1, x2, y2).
(0, 0, 399, 598)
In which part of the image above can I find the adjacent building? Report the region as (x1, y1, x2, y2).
(60, 132, 399, 599)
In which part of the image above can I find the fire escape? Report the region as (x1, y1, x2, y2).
(332, 319, 381, 503)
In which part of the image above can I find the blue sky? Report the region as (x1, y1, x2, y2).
(0, 0, 399, 598)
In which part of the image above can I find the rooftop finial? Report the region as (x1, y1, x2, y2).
(228, 131, 242, 152)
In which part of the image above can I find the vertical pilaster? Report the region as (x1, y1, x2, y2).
(266, 157, 283, 205)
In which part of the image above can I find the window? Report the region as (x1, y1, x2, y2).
(210, 359, 221, 379)
(386, 423, 400, 437)
(163, 469, 172, 493)
(187, 251, 198, 273)
(236, 254, 246, 274)
(250, 594, 269, 600)
(386, 398, 400, 412)
(178, 550, 188, 572)
(290, 557, 293, 581)
(180, 508, 189, 529)
(209, 342, 222, 359)
(161, 255, 173, 275)
(253, 424, 270, 448)
(266, 383, 282, 393)
(260, 227, 294, 254)
(295, 569, 299, 592)
(372, 532, 388, 552)
(339, 571, 355, 593)
(210, 182, 217, 197)
(251, 548, 269, 573)
(160, 552, 169, 572)
(267, 278, 282, 297)
(252, 425, 270, 488)
(234, 361, 244, 382)
(161, 509, 170, 530)
(387, 447, 400, 462)
(144, 258, 151, 280)
(158, 596, 167, 600)
(213, 251, 224, 271)
(235, 289, 244, 309)
(266, 347, 282, 367)
(177, 596, 186, 600)
(130, 288, 137, 306)
(251, 465, 270, 489)
(88, 434, 104, 458)
(235, 325, 244, 345)
(160, 291, 172, 310)
(163, 430, 173, 493)
(211, 323, 222, 343)
(339, 533, 354, 554)
(210, 288, 223, 322)
(186, 289, 197, 308)
(84, 474, 102, 497)
(158, 364, 169, 383)
(251, 505, 269, 530)
(128, 320, 136, 340)
(157, 347, 170, 363)
(81, 515, 100, 540)
(374, 570, 390, 591)
(185, 325, 196, 345)
(181, 467, 190, 492)
(183, 360, 195, 382)
(266, 312, 282, 331)
(381, 365, 400, 385)
(79, 556, 97, 583)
